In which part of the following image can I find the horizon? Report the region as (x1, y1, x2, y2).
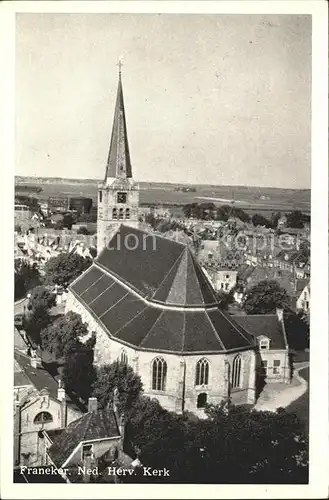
(15, 173, 311, 192)
(16, 14, 311, 189)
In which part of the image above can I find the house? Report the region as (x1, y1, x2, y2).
(43, 397, 134, 483)
(234, 309, 290, 384)
(14, 350, 83, 467)
(296, 281, 310, 314)
(277, 215, 287, 229)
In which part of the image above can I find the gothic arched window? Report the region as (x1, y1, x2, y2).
(112, 208, 117, 220)
(195, 358, 209, 386)
(231, 355, 242, 388)
(125, 208, 130, 220)
(197, 392, 207, 408)
(119, 208, 124, 220)
(120, 349, 128, 365)
(152, 357, 167, 391)
(33, 412, 53, 424)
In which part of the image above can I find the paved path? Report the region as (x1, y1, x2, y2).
(254, 361, 309, 412)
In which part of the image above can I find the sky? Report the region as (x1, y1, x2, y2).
(15, 13, 311, 188)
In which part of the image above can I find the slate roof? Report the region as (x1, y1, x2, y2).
(96, 225, 218, 307)
(48, 409, 120, 468)
(234, 315, 287, 350)
(14, 351, 83, 413)
(14, 351, 60, 397)
(70, 226, 255, 353)
(105, 72, 132, 180)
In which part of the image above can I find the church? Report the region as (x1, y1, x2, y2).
(65, 67, 291, 416)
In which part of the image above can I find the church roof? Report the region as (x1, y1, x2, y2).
(70, 226, 254, 353)
(104, 72, 132, 180)
(96, 225, 218, 307)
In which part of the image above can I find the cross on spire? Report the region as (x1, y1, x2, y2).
(117, 59, 123, 75)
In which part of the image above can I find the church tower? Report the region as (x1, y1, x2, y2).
(97, 64, 140, 254)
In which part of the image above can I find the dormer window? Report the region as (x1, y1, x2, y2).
(257, 336, 270, 350)
(82, 444, 93, 460)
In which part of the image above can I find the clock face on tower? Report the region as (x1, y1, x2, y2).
(117, 192, 127, 204)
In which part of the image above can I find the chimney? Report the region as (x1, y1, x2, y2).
(276, 308, 284, 322)
(30, 355, 42, 369)
(118, 414, 125, 449)
(88, 397, 98, 413)
(57, 379, 66, 402)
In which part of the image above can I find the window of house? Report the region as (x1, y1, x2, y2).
(125, 208, 130, 220)
(273, 359, 281, 375)
(195, 358, 209, 386)
(99, 191, 102, 203)
(225, 283, 229, 291)
(197, 393, 207, 409)
(262, 360, 268, 376)
(152, 357, 167, 391)
(33, 412, 53, 425)
(220, 283, 224, 289)
(305, 301, 309, 310)
(231, 355, 242, 388)
(81, 444, 93, 460)
(304, 291, 307, 300)
(117, 192, 127, 204)
(119, 208, 124, 220)
(225, 274, 230, 279)
(120, 350, 128, 365)
(112, 208, 117, 220)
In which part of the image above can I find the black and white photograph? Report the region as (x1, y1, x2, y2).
(1, 1, 328, 498)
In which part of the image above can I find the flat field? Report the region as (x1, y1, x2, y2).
(15, 177, 311, 215)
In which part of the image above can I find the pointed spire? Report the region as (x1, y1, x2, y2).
(105, 63, 132, 181)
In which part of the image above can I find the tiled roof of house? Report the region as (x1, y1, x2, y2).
(48, 409, 120, 468)
(70, 226, 255, 353)
(14, 351, 84, 414)
(14, 351, 60, 397)
(234, 314, 287, 349)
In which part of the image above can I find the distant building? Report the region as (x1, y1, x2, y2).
(296, 282, 310, 314)
(69, 197, 93, 214)
(277, 215, 287, 229)
(15, 204, 32, 223)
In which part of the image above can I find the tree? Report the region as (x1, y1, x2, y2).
(201, 402, 308, 483)
(77, 226, 90, 235)
(28, 285, 56, 311)
(286, 210, 305, 229)
(243, 279, 290, 314)
(14, 261, 41, 301)
(44, 252, 92, 288)
(125, 399, 308, 484)
(92, 361, 143, 413)
(25, 306, 51, 347)
(40, 311, 90, 358)
(252, 213, 271, 228)
(216, 289, 234, 310)
(271, 211, 282, 229)
(62, 336, 96, 402)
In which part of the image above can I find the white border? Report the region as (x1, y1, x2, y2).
(1, 1, 328, 499)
